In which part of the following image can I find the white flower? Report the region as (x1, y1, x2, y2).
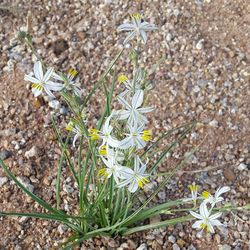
(118, 155, 149, 193)
(89, 115, 120, 148)
(202, 186, 230, 207)
(66, 121, 84, 147)
(114, 90, 154, 126)
(53, 68, 82, 97)
(119, 123, 152, 150)
(24, 61, 64, 98)
(118, 69, 144, 93)
(100, 115, 120, 148)
(99, 155, 130, 184)
(183, 182, 199, 204)
(106, 147, 125, 163)
(190, 202, 223, 233)
(117, 13, 157, 45)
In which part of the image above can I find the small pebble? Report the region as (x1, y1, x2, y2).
(237, 163, 247, 171)
(0, 150, 12, 160)
(0, 177, 8, 187)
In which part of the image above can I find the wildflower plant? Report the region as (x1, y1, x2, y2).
(0, 14, 249, 249)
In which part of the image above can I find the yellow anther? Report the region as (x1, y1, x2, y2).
(98, 168, 108, 178)
(32, 83, 43, 91)
(89, 128, 99, 140)
(137, 177, 149, 189)
(99, 145, 107, 156)
(118, 75, 128, 84)
(141, 130, 152, 141)
(188, 183, 198, 193)
(202, 190, 211, 199)
(130, 13, 142, 21)
(66, 121, 74, 131)
(200, 222, 210, 232)
(68, 68, 78, 78)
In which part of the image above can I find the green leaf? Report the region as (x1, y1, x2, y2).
(122, 215, 193, 235)
(123, 199, 184, 226)
(0, 211, 71, 224)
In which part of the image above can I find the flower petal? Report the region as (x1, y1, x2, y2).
(34, 61, 43, 81)
(123, 30, 136, 45)
(24, 74, 40, 83)
(117, 95, 131, 109)
(215, 186, 230, 199)
(132, 90, 144, 109)
(117, 23, 135, 31)
(43, 67, 54, 82)
(201, 202, 210, 218)
(140, 22, 157, 31)
(32, 87, 42, 97)
(140, 30, 148, 44)
(44, 87, 56, 98)
(209, 212, 222, 220)
(190, 210, 203, 220)
(128, 179, 138, 193)
(192, 220, 203, 229)
(115, 110, 130, 120)
(137, 106, 154, 113)
(119, 136, 133, 149)
(46, 81, 64, 91)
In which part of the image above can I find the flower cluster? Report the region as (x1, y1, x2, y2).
(185, 183, 230, 233)
(90, 74, 154, 193)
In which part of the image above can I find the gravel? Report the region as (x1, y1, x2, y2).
(0, 0, 249, 249)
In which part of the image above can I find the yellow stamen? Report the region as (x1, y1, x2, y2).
(118, 75, 128, 84)
(66, 121, 74, 131)
(99, 145, 107, 156)
(137, 177, 149, 189)
(98, 168, 108, 178)
(32, 83, 43, 91)
(200, 222, 210, 232)
(141, 130, 152, 141)
(188, 183, 198, 193)
(130, 13, 142, 21)
(202, 190, 211, 199)
(68, 68, 78, 78)
(89, 128, 99, 140)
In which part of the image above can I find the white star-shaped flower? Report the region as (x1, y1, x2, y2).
(114, 90, 154, 126)
(119, 123, 152, 150)
(202, 186, 230, 207)
(190, 202, 223, 234)
(66, 121, 84, 147)
(118, 156, 149, 193)
(183, 182, 199, 205)
(53, 68, 83, 97)
(117, 13, 157, 45)
(118, 68, 144, 94)
(24, 61, 64, 98)
(99, 155, 131, 184)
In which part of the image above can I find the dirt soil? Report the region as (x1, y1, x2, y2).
(0, 0, 250, 250)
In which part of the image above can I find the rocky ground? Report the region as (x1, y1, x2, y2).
(0, 0, 250, 249)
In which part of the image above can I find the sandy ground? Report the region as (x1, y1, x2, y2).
(0, 0, 249, 249)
